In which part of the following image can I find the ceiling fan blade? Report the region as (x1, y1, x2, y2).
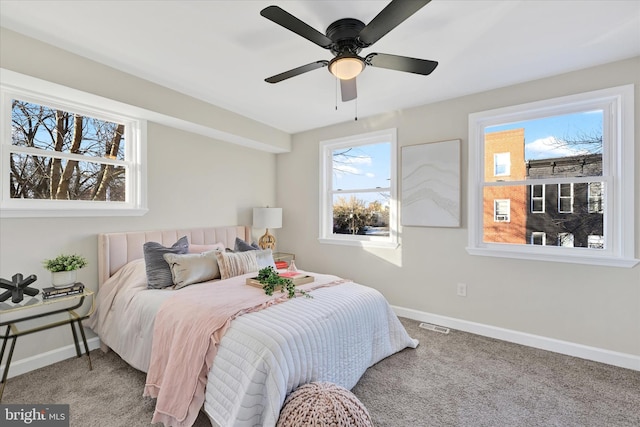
(340, 78, 357, 102)
(265, 61, 329, 83)
(366, 53, 438, 75)
(358, 0, 432, 47)
(260, 5, 333, 49)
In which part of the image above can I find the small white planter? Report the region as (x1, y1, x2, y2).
(51, 270, 77, 288)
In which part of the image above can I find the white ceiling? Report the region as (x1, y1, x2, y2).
(1, 1, 639, 134)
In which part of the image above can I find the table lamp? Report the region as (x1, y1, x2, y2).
(253, 207, 282, 250)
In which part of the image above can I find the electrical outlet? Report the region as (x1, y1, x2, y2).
(457, 283, 467, 297)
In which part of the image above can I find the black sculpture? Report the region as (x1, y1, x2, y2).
(0, 273, 39, 303)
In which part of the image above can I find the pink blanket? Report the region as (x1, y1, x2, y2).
(143, 273, 347, 427)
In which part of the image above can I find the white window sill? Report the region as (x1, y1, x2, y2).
(1, 207, 149, 218)
(466, 246, 639, 268)
(318, 237, 399, 249)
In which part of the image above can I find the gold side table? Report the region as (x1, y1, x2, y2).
(0, 286, 95, 401)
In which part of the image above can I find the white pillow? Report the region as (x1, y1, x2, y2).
(188, 242, 225, 254)
(255, 248, 276, 269)
(163, 250, 221, 289)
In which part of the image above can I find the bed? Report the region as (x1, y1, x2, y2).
(88, 226, 418, 427)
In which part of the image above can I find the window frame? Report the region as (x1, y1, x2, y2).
(588, 235, 604, 249)
(319, 128, 398, 248)
(531, 184, 545, 213)
(1, 69, 147, 218)
(493, 152, 511, 176)
(531, 232, 546, 246)
(558, 232, 575, 247)
(588, 182, 604, 214)
(557, 183, 574, 213)
(494, 199, 510, 222)
(467, 85, 637, 267)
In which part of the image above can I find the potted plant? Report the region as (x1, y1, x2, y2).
(43, 254, 88, 288)
(256, 266, 311, 299)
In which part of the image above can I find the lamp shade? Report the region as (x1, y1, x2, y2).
(253, 207, 282, 229)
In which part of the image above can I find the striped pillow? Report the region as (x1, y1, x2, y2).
(215, 250, 259, 280)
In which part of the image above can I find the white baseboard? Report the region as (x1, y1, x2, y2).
(393, 306, 640, 372)
(5, 309, 639, 377)
(1, 336, 101, 379)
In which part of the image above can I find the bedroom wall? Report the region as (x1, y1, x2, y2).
(0, 30, 280, 367)
(276, 57, 640, 367)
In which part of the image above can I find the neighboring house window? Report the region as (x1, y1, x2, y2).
(1, 70, 147, 217)
(588, 235, 604, 249)
(467, 85, 637, 267)
(494, 199, 510, 222)
(319, 128, 397, 248)
(531, 184, 545, 213)
(588, 182, 604, 213)
(494, 152, 510, 176)
(558, 232, 574, 247)
(531, 232, 546, 246)
(558, 183, 574, 213)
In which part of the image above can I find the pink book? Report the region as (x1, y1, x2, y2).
(279, 271, 305, 279)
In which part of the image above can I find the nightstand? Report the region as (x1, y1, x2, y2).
(273, 252, 295, 263)
(273, 252, 295, 269)
(0, 286, 95, 401)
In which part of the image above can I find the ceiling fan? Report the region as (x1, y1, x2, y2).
(260, 0, 438, 102)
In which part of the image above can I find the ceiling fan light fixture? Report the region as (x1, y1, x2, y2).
(328, 55, 365, 80)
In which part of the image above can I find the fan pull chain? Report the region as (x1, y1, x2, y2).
(355, 97, 358, 121)
(335, 77, 338, 110)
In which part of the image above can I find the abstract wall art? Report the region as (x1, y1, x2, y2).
(401, 139, 461, 227)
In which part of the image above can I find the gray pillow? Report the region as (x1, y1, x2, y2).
(234, 237, 261, 252)
(163, 250, 221, 289)
(143, 236, 189, 289)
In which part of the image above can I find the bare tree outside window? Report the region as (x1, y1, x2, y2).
(331, 143, 390, 236)
(10, 100, 126, 202)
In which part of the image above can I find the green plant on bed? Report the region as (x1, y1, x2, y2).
(43, 254, 88, 272)
(256, 266, 312, 299)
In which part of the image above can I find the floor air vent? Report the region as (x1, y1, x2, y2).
(419, 323, 450, 334)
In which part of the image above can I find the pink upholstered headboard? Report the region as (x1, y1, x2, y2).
(98, 226, 251, 286)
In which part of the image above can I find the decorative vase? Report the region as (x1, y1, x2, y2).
(51, 270, 77, 288)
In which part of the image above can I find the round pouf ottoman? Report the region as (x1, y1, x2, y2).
(276, 382, 374, 427)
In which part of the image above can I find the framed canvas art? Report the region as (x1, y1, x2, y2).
(401, 139, 460, 227)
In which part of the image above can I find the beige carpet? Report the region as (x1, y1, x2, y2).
(3, 318, 639, 426)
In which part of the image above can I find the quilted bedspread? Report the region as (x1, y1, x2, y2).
(204, 278, 418, 427)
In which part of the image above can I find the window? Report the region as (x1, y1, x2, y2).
(494, 199, 510, 222)
(588, 182, 604, 213)
(531, 184, 545, 213)
(319, 128, 397, 248)
(558, 183, 574, 213)
(467, 85, 637, 267)
(558, 232, 574, 247)
(494, 152, 510, 176)
(1, 70, 147, 217)
(588, 235, 604, 249)
(531, 232, 546, 246)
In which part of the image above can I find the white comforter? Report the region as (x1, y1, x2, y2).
(88, 260, 418, 427)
